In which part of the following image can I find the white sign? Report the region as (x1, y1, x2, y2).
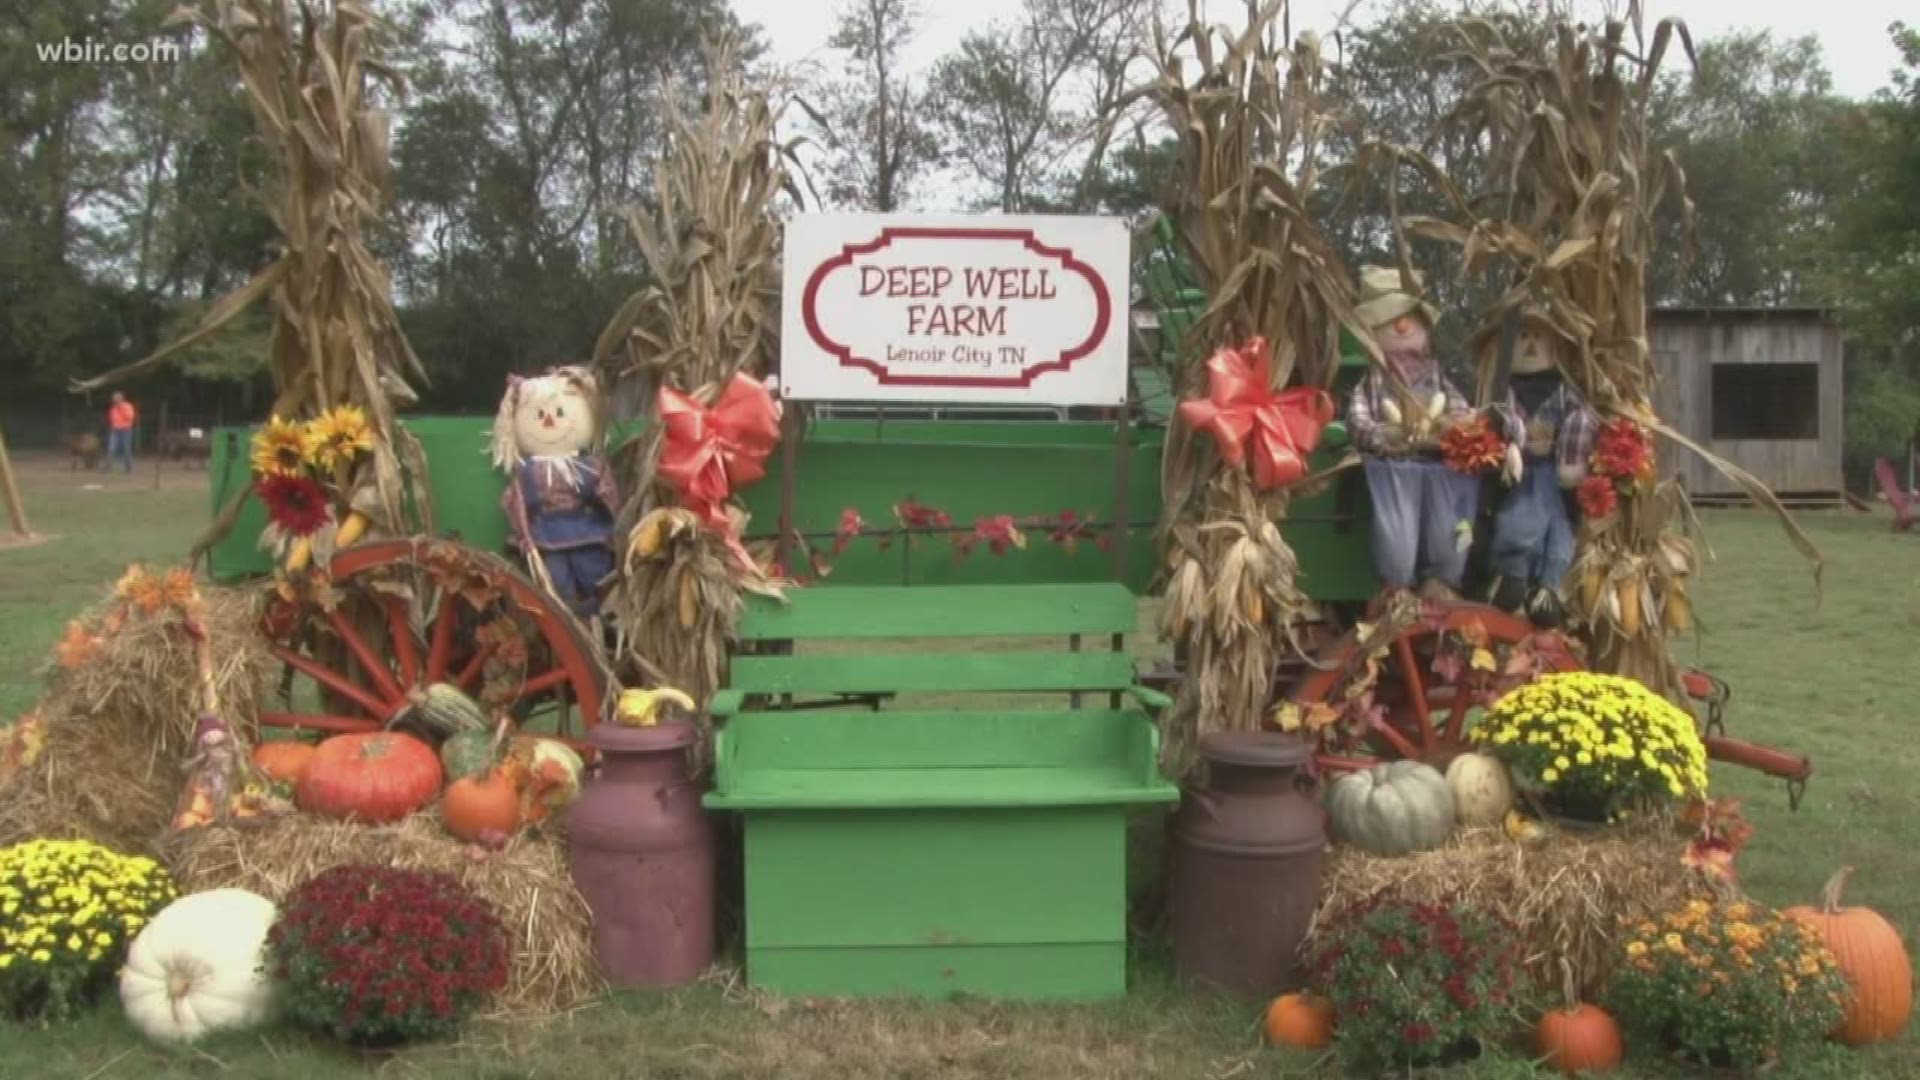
(780, 214, 1130, 405)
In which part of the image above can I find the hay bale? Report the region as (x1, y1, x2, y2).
(1308, 824, 1716, 999)
(0, 583, 274, 856)
(163, 813, 601, 1016)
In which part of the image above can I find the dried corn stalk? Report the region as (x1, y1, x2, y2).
(595, 38, 800, 703)
(73, 0, 431, 561)
(1149, 1, 1372, 773)
(1392, 5, 1818, 698)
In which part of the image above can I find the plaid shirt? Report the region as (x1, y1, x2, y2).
(1347, 358, 1473, 455)
(1493, 379, 1598, 478)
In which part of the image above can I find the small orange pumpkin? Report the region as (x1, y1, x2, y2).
(1535, 958, 1623, 1075)
(1264, 992, 1334, 1049)
(442, 769, 523, 843)
(251, 740, 316, 785)
(1784, 867, 1912, 1045)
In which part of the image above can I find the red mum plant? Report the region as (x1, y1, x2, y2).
(1577, 475, 1620, 519)
(1441, 416, 1508, 475)
(267, 865, 509, 1047)
(1311, 893, 1525, 1074)
(256, 474, 333, 537)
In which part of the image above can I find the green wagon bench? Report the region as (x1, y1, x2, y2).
(704, 583, 1179, 1000)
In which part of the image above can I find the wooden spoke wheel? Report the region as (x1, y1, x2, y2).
(258, 539, 608, 748)
(1287, 600, 1580, 775)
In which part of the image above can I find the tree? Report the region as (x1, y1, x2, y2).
(1830, 22, 1920, 480)
(814, 0, 940, 211)
(927, 0, 1157, 212)
(1646, 31, 1855, 306)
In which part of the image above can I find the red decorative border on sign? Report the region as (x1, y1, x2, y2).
(799, 227, 1113, 389)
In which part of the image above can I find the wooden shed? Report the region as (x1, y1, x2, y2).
(1649, 306, 1845, 507)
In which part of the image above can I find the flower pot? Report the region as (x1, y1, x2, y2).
(1404, 1036, 1482, 1072)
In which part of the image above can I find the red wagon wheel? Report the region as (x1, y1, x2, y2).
(1286, 600, 1580, 775)
(258, 539, 608, 747)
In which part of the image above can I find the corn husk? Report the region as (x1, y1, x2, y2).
(1387, 5, 1818, 698)
(71, 0, 432, 560)
(1147, 2, 1367, 773)
(594, 39, 800, 714)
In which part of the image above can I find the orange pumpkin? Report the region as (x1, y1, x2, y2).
(1784, 867, 1912, 1045)
(252, 740, 316, 785)
(1537, 1004, 1624, 1074)
(297, 732, 442, 823)
(442, 769, 524, 843)
(1264, 992, 1334, 1049)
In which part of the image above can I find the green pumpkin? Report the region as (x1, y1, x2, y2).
(1326, 760, 1456, 856)
(439, 728, 498, 783)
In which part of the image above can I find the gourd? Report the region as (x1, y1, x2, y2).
(440, 728, 499, 783)
(395, 682, 488, 742)
(1536, 960, 1623, 1073)
(250, 740, 316, 786)
(119, 889, 277, 1043)
(1264, 992, 1334, 1049)
(297, 732, 442, 823)
(507, 736, 584, 823)
(1445, 751, 1515, 827)
(1784, 867, 1912, 1045)
(442, 769, 523, 843)
(1326, 760, 1455, 856)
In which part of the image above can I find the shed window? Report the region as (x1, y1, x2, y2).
(1710, 362, 1819, 440)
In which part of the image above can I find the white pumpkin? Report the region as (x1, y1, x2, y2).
(120, 888, 278, 1043)
(1326, 760, 1456, 856)
(1445, 752, 1516, 827)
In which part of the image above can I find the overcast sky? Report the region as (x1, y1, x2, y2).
(733, 0, 1910, 101)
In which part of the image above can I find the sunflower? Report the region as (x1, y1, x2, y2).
(256, 474, 333, 537)
(251, 415, 316, 477)
(307, 405, 374, 470)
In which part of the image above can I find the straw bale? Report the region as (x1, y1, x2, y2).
(1308, 823, 1716, 999)
(0, 585, 274, 856)
(163, 813, 601, 1016)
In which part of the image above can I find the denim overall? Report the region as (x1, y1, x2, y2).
(514, 457, 615, 617)
(1490, 375, 1580, 591)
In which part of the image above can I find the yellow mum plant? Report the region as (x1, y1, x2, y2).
(1610, 899, 1850, 1070)
(1471, 672, 1708, 821)
(0, 839, 177, 1020)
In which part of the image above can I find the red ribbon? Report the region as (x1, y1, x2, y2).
(657, 374, 782, 570)
(1176, 337, 1335, 490)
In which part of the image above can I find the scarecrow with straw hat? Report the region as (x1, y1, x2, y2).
(1345, 265, 1483, 602)
(1478, 306, 1599, 626)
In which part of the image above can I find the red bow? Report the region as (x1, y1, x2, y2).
(1176, 338, 1335, 491)
(657, 374, 781, 571)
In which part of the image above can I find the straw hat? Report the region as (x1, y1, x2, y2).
(1353, 264, 1440, 330)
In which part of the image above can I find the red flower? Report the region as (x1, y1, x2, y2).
(1589, 418, 1652, 481)
(1576, 475, 1619, 519)
(256, 473, 332, 536)
(1440, 416, 1507, 475)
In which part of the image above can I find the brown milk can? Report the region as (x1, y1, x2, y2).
(1167, 731, 1325, 998)
(567, 719, 714, 986)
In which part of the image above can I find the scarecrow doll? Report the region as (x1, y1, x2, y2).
(492, 366, 619, 619)
(1482, 309, 1597, 625)
(1346, 266, 1480, 601)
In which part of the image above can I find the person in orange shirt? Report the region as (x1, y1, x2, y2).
(106, 392, 137, 473)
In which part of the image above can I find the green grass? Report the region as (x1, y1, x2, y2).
(1, 455, 1916, 1078)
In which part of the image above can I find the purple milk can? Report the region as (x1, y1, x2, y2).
(567, 719, 714, 986)
(1167, 731, 1326, 998)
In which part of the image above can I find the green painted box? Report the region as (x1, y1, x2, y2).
(707, 707, 1177, 1000)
